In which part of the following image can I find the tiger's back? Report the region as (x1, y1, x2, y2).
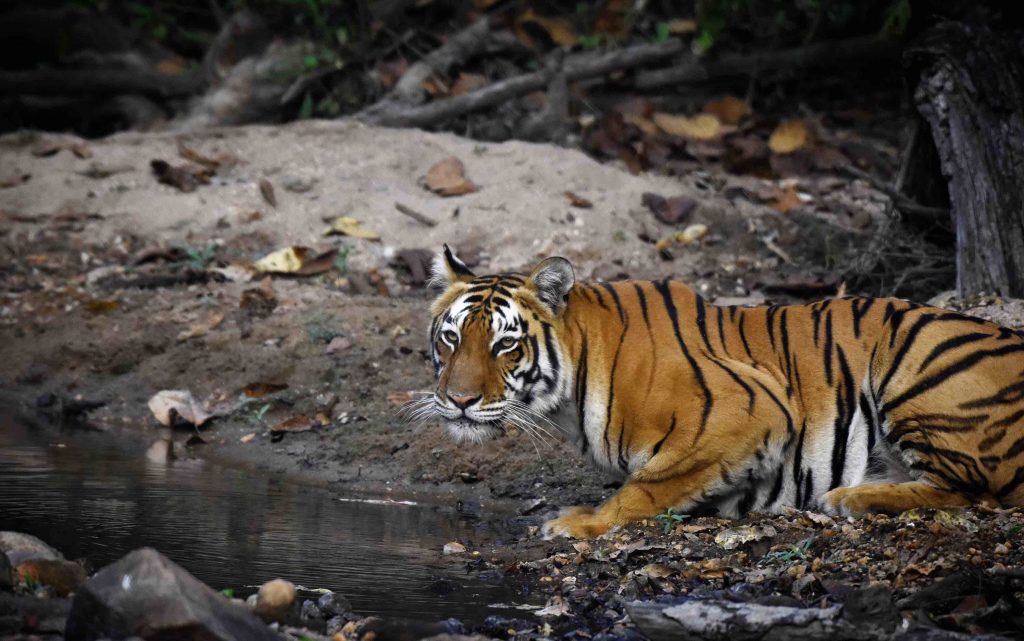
(424, 248, 1024, 538)
(558, 280, 1024, 521)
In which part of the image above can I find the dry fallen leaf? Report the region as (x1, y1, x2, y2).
(177, 139, 234, 170)
(517, 9, 578, 46)
(325, 216, 381, 241)
(638, 563, 676, 578)
(768, 184, 802, 213)
(240, 433, 256, 443)
(666, 18, 697, 33)
(768, 120, 810, 154)
(151, 160, 211, 192)
(424, 157, 477, 197)
(84, 299, 120, 314)
(653, 112, 722, 141)
(564, 191, 593, 208)
(451, 72, 486, 96)
(148, 390, 212, 427)
(271, 415, 318, 433)
(443, 541, 466, 555)
(253, 246, 338, 275)
(641, 192, 697, 224)
(240, 382, 288, 398)
(176, 311, 225, 341)
(259, 178, 277, 208)
(715, 525, 777, 550)
(0, 173, 31, 189)
(676, 223, 708, 244)
(703, 96, 750, 126)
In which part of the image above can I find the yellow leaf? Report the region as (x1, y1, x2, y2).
(253, 246, 308, 273)
(652, 112, 722, 141)
(666, 18, 697, 34)
(769, 120, 809, 154)
(519, 9, 578, 46)
(703, 96, 750, 126)
(325, 216, 381, 240)
(675, 224, 708, 244)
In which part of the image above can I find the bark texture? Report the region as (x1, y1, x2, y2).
(907, 21, 1024, 297)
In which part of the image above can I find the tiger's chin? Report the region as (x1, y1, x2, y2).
(445, 419, 505, 444)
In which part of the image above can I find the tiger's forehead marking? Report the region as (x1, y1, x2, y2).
(444, 274, 528, 335)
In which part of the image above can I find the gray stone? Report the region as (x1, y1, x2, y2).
(300, 599, 322, 621)
(65, 548, 280, 641)
(316, 591, 351, 618)
(0, 532, 64, 567)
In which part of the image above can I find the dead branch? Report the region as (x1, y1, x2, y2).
(392, 16, 493, 105)
(0, 68, 205, 99)
(394, 202, 437, 227)
(357, 39, 683, 128)
(634, 35, 900, 90)
(839, 164, 950, 223)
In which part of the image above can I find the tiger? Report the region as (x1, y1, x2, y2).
(411, 245, 1024, 539)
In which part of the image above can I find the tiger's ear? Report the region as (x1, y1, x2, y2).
(430, 244, 475, 288)
(527, 256, 575, 315)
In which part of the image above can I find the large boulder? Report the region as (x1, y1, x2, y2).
(0, 532, 64, 567)
(65, 548, 280, 641)
(0, 552, 12, 590)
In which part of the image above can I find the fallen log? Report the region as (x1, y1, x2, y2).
(357, 38, 683, 127)
(905, 20, 1024, 298)
(0, 68, 205, 99)
(625, 597, 1010, 641)
(634, 35, 900, 90)
(626, 599, 876, 641)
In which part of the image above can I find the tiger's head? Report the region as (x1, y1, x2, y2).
(412, 245, 575, 444)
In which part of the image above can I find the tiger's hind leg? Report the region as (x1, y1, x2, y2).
(822, 481, 985, 517)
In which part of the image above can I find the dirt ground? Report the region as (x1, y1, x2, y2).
(3, 120, 1024, 640)
(1, 119, 1023, 510)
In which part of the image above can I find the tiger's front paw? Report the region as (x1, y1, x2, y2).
(822, 487, 864, 517)
(541, 506, 610, 539)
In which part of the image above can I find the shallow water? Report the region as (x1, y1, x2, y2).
(0, 415, 537, 621)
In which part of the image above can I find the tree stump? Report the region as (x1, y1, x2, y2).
(906, 21, 1024, 298)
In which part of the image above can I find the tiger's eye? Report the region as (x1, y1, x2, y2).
(499, 336, 518, 350)
(442, 330, 458, 345)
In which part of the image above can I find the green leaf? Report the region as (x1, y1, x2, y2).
(298, 92, 314, 120)
(881, 0, 911, 38)
(221, 588, 235, 598)
(655, 21, 671, 42)
(694, 29, 715, 52)
(303, 54, 320, 70)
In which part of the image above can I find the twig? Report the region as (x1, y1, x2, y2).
(393, 17, 493, 105)
(357, 39, 683, 127)
(635, 35, 899, 90)
(840, 164, 949, 222)
(394, 202, 437, 227)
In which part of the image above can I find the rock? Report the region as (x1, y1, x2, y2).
(326, 615, 347, 636)
(64, 547, 279, 641)
(300, 599, 321, 621)
(16, 559, 87, 596)
(442, 542, 466, 555)
(254, 578, 296, 624)
(0, 552, 13, 590)
(316, 591, 352, 618)
(0, 532, 64, 567)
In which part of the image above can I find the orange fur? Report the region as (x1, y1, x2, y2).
(427, 252, 1024, 538)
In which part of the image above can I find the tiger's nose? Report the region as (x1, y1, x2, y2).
(447, 392, 481, 409)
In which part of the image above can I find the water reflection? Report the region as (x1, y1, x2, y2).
(0, 415, 533, 621)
